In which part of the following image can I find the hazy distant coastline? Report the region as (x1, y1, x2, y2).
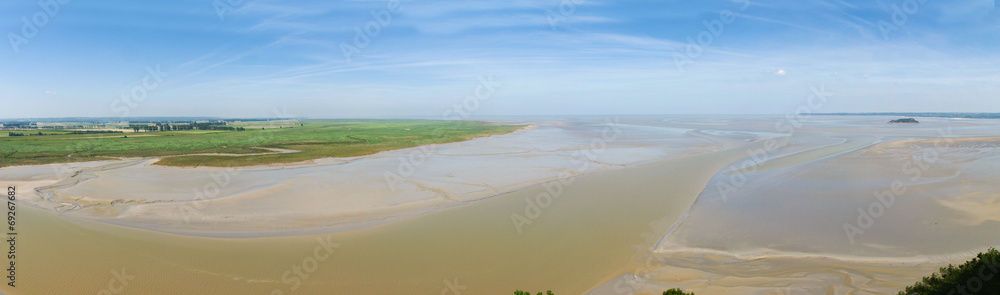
(817, 112, 1000, 119)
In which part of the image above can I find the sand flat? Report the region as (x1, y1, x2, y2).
(4, 116, 1000, 294)
(1, 118, 749, 294)
(8, 118, 721, 237)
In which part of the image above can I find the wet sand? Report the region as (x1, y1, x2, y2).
(3, 116, 1000, 294)
(8, 120, 718, 237)
(1, 122, 746, 294)
(592, 117, 1000, 294)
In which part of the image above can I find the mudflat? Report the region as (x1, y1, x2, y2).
(3, 116, 1000, 294)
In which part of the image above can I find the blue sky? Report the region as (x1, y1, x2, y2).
(1, 0, 998, 118)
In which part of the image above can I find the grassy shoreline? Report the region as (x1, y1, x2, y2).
(0, 119, 524, 168)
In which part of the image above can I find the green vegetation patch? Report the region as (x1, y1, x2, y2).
(0, 120, 522, 168)
(900, 248, 1000, 295)
(513, 289, 694, 295)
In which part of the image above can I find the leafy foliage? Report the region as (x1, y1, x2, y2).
(900, 248, 1000, 295)
(512, 289, 694, 295)
(663, 288, 695, 295)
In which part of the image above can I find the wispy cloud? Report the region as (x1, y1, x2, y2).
(1, 0, 999, 118)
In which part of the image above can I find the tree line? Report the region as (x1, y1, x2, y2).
(900, 247, 999, 295)
(128, 124, 246, 132)
(8, 130, 124, 136)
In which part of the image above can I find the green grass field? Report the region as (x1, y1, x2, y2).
(0, 120, 523, 167)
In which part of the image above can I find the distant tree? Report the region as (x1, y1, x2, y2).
(889, 118, 920, 124)
(513, 291, 554, 295)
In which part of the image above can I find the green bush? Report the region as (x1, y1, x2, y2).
(512, 289, 694, 295)
(663, 288, 695, 295)
(900, 248, 1000, 295)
